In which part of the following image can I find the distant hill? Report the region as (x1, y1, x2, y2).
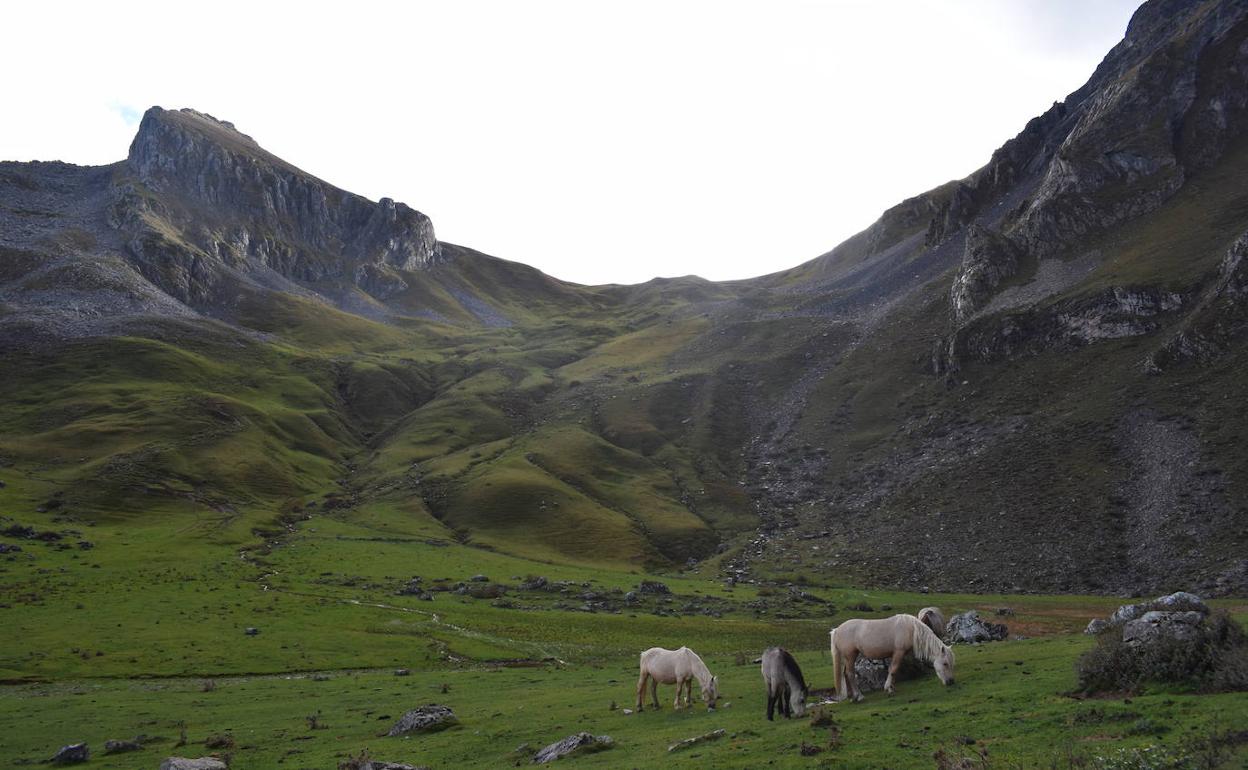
(2, 0, 1246, 595)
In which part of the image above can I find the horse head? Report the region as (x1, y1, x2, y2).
(701, 674, 719, 710)
(934, 646, 956, 685)
(790, 685, 808, 717)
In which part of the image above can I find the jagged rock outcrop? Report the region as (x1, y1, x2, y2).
(115, 107, 441, 305)
(1149, 229, 1248, 369)
(942, 1, 1248, 339)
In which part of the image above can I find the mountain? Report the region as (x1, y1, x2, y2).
(2, 0, 1247, 595)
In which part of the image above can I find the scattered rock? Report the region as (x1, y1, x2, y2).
(668, 728, 726, 753)
(386, 704, 458, 736)
(637, 580, 670, 595)
(0, 542, 21, 554)
(623, 591, 638, 603)
(519, 576, 548, 591)
(800, 742, 824, 756)
(533, 732, 613, 764)
(244, 627, 259, 636)
(104, 739, 143, 754)
(160, 759, 228, 770)
(1110, 591, 1210, 628)
(470, 574, 489, 582)
(944, 611, 1009, 644)
(49, 743, 89, 764)
(394, 668, 410, 676)
(994, 607, 1015, 616)
(1085, 618, 1110, 635)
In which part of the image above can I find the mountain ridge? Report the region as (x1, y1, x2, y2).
(3, 0, 1248, 596)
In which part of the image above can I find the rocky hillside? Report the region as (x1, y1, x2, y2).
(2, 0, 1247, 595)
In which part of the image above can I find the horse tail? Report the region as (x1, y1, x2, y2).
(829, 628, 839, 699)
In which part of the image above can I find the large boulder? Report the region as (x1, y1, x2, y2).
(532, 732, 614, 764)
(943, 611, 1008, 644)
(1096, 591, 1210, 631)
(852, 655, 930, 692)
(386, 704, 458, 736)
(160, 759, 228, 770)
(1122, 610, 1207, 646)
(49, 743, 89, 764)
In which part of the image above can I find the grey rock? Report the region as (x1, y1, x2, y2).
(469, 574, 489, 582)
(49, 743, 89, 764)
(533, 732, 614, 764)
(851, 655, 931, 693)
(668, 728, 726, 753)
(386, 704, 458, 736)
(1104, 591, 1209, 629)
(104, 738, 143, 753)
(637, 580, 670, 595)
(519, 576, 548, 591)
(244, 626, 259, 635)
(1085, 618, 1110, 635)
(944, 611, 1009, 644)
(160, 759, 228, 770)
(1122, 610, 1206, 646)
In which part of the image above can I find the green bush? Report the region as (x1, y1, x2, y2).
(1076, 612, 1248, 694)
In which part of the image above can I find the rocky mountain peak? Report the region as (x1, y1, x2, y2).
(114, 105, 441, 307)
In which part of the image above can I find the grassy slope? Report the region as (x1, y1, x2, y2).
(2, 475, 1245, 768)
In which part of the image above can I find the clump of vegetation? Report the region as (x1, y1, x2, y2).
(1076, 612, 1248, 694)
(204, 732, 235, 749)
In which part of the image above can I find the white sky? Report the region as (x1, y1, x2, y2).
(3, 1, 1141, 285)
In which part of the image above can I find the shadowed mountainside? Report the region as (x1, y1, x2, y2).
(2, 0, 1247, 594)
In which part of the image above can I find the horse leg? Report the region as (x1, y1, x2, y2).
(845, 649, 864, 702)
(766, 685, 776, 721)
(651, 677, 660, 709)
(885, 649, 904, 695)
(781, 684, 792, 718)
(673, 676, 685, 709)
(636, 670, 648, 711)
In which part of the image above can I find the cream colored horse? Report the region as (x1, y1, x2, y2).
(636, 646, 719, 711)
(829, 614, 955, 702)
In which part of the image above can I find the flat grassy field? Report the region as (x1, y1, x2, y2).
(2, 483, 1245, 769)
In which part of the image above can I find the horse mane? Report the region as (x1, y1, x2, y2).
(781, 648, 808, 691)
(906, 615, 953, 664)
(684, 647, 713, 684)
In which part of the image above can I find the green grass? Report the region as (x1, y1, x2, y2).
(2, 494, 1245, 768)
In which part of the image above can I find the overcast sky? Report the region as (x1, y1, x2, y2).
(3, 1, 1142, 285)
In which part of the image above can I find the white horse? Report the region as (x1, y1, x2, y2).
(829, 614, 955, 702)
(636, 646, 719, 711)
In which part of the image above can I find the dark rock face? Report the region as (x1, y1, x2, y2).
(532, 732, 614, 764)
(386, 704, 458, 736)
(944, 611, 1009, 644)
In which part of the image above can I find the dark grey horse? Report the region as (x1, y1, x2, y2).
(760, 647, 808, 720)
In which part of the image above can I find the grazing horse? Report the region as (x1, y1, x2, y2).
(829, 614, 955, 702)
(917, 606, 946, 639)
(760, 647, 808, 720)
(636, 646, 719, 711)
